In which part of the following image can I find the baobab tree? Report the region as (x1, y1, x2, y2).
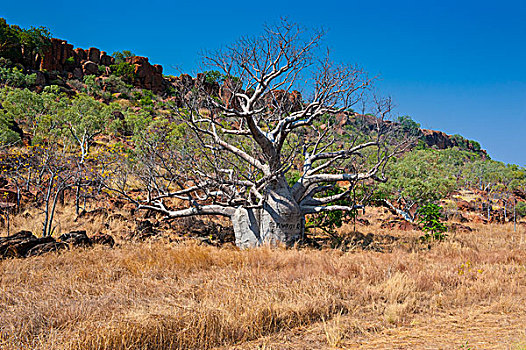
(114, 20, 403, 247)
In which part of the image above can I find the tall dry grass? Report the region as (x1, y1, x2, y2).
(0, 222, 525, 349)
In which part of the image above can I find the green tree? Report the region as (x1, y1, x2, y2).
(417, 203, 447, 241)
(111, 50, 135, 63)
(0, 18, 51, 66)
(378, 149, 456, 221)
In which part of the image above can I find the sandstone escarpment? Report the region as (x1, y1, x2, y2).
(32, 38, 169, 94)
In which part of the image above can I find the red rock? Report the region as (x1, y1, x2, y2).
(125, 56, 168, 93)
(457, 200, 469, 210)
(100, 54, 114, 66)
(82, 61, 98, 75)
(448, 223, 473, 233)
(88, 47, 101, 64)
(381, 220, 418, 231)
(40, 38, 75, 71)
(75, 48, 87, 61)
(153, 64, 163, 74)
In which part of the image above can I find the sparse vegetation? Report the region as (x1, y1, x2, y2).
(417, 203, 447, 241)
(0, 219, 525, 349)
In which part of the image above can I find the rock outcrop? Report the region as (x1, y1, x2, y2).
(33, 38, 170, 94)
(38, 39, 114, 75)
(0, 230, 115, 259)
(125, 56, 167, 94)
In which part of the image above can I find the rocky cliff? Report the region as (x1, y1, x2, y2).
(27, 38, 168, 93)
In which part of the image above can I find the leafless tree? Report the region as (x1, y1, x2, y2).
(113, 20, 405, 247)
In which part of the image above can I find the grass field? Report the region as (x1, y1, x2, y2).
(1, 221, 525, 349)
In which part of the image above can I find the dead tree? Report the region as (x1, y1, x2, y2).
(113, 20, 404, 247)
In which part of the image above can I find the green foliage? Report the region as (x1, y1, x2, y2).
(396, 115, 422, 137)
(132, 89, 156, 108)
(83, 75, 101, 96)
(379, 149, 457, 207)
(451, 134, 482, 152)
(204, 70, 225, 84)
(0, 86, 68, 142)
(64, 56, 76, 70)
(101, 75, 132, 95)
(470, 140, 481, 151)
(0, 111, 21, 144)
(0, 18, 51, 65)
(306, 184, 355, 236)
(59, 93, 111, 155)
(516, 201, 526, 218)
(109, 61, 136, 83)
(417, 203, 447, 241)
(111, 50, 135, 63)
(0, 66, 36, 87)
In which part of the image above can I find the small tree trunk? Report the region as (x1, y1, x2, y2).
(514, 202, 517, 232)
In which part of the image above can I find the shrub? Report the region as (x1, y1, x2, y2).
(0, 112, 21, 144)
(0, 66, 36, 87)
(111, 50, 135, 63)
(397, 115, 422, 137)
(204, 70, 224, 84)
(64, 56, 76, 70)
(470, 140, 481, 151)
(102, 75, 132, 95)
(0, 18, 51, 66)
(98, 65, 107, 75)
(417, 203, 447, 241)
(516, 201, 526, 218)
(110, 62, 136, 83)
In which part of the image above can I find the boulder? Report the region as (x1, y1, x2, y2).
(26, 241, 68, 257)
(88, 47, 101, 64)
(74, 48, 87, 61)
(82, 61, 98, 75)
(125, 56, 168, 93)
(457, 200, 472, 211)
(58, 230, 91, 247)
(35, 71, 47, 86)
(40, 38, 76, 71)
(73, 67, 83, 79)
(100, 53, 114, 66)
(381, 220, 418, 231)
(90, 233, 115, 247)
(0, 231, 58, 258)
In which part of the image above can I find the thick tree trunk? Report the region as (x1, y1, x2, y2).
(233, 178, 304, 248)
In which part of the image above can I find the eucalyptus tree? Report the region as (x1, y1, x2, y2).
(114, 20, 403, 247)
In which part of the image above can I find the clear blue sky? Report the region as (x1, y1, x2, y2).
(2, 0, 525, 166)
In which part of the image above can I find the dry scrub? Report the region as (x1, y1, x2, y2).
(1, 223, 526, 349)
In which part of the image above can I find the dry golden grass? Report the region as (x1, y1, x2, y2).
(1, 220, 525, 349)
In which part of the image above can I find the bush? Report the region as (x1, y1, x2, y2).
(0, 66, 36, 87)
(0, 113, 21, 145)
(109, 62, 136, 83)
(204, 70, 224, 84)
(417, 203, 447, 241)
(111, 50, 135, 63)
(0, 18, 51, 66)
(516, 201, 526, 218)
(101, 75, 132, 95)
(397, 115, 422, 137)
